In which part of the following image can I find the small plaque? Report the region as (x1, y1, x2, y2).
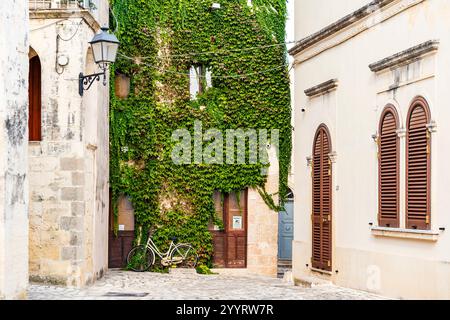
(232, 216, 243, 229)
(118, 224, 125, 231)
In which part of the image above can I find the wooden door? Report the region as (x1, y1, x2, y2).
(211, 191, 226, 267)
(224, 190, 247, 268)
(312, 126, 332, 272)
(212, 190, 248, 268)
(108, 193, 135, 268)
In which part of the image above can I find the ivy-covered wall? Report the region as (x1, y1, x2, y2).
(110, 0, 291, 265)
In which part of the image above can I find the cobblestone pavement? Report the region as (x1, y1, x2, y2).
(27, 270, 387, 300)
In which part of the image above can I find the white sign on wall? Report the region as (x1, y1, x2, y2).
(232, 216, 243, 230)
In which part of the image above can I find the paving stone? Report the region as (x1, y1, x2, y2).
(27, 270, 389, 300)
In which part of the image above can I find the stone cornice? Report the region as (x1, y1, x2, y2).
(304, 79, 338, 97)
(289, 0, 396, 56)
(369, 40, 439, 72)
(30, 9, 100, 32)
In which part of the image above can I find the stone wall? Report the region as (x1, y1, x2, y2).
(0, 0, 29, 300)
(28, 5, 110, 287)
(247, 147, 279, 276)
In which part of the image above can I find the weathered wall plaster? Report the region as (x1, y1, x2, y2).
(28, 3, 110, 287)
(0, 0, 30, 300)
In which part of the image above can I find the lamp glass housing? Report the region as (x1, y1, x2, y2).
(90, 27, 120, 69)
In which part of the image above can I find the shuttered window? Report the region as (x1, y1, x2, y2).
(378, 106, 400, 228)
(312, 125, 332, 272)
(406, 98, 431, 230)
(29, 55, 42, 141)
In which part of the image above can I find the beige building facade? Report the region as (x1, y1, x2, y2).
(290, 0, 450, 299)
(28, 0, 110, 287)
(246, 148, 280, 276)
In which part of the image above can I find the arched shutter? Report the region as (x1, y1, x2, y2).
(312, 132, 322, 269)
(312, 126, 332, 271)
(406, 99, 431, 230)
(378, 108, 399, 228)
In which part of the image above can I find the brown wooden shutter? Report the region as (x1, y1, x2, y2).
(378, 107, 400, 228)
(312, 126, 332, 271)
(312, 132, 322, 269)
(406, 98, 431, 230)
(29, 55, 42, 141)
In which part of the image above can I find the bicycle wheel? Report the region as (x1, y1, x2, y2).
(126, 245, 155, 272)
(170, 244, 199, 268)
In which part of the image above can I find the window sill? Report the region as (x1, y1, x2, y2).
(310, 267, 333, 276)
(371, 227, 440, 242)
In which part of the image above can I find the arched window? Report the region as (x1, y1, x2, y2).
(312, 125, 332, 272)
(29, 52, 42, 141)
(378, 105, 400, 228)
(406, 97, 431, 230)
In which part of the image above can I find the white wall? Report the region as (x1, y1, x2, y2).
(0, 0, 29, 299)
(293, 0, 370, 39)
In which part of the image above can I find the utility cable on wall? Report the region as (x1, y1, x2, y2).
(117, 52, 290, 79)
(55, 19, 84, 74)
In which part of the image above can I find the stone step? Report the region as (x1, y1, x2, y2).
(277, 264, 292, 279)
(277, 260, 292, 268)
(293, 275, 332, 288)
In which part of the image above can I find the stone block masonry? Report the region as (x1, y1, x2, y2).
(28, 2, 111, 288)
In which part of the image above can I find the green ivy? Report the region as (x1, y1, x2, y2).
(110, 0, 291, 267)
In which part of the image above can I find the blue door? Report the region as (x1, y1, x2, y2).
(278, 193, 294, 261)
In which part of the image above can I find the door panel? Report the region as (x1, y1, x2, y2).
(108, 192, 136, 268)
(312, 126, 332, 271)
(212, 231, 226, 267)
(278, 201, 294, 260)
(108, 231, 134, 268)
(224, 190, 247, 268)
(212, 190, 248, 268)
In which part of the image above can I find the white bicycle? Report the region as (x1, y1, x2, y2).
(126, 231, 198, 272)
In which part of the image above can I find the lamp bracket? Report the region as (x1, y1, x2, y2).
(79, 71, 106, 96)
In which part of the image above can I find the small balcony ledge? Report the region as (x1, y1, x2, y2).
(29, 0, 100, 31)
(29, 0, 93, 11)
(371, 226, 441, 242)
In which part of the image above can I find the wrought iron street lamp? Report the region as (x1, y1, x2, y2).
(79, 27, 120, 96)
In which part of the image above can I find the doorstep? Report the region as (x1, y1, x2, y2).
(293, 275, 332, 288)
